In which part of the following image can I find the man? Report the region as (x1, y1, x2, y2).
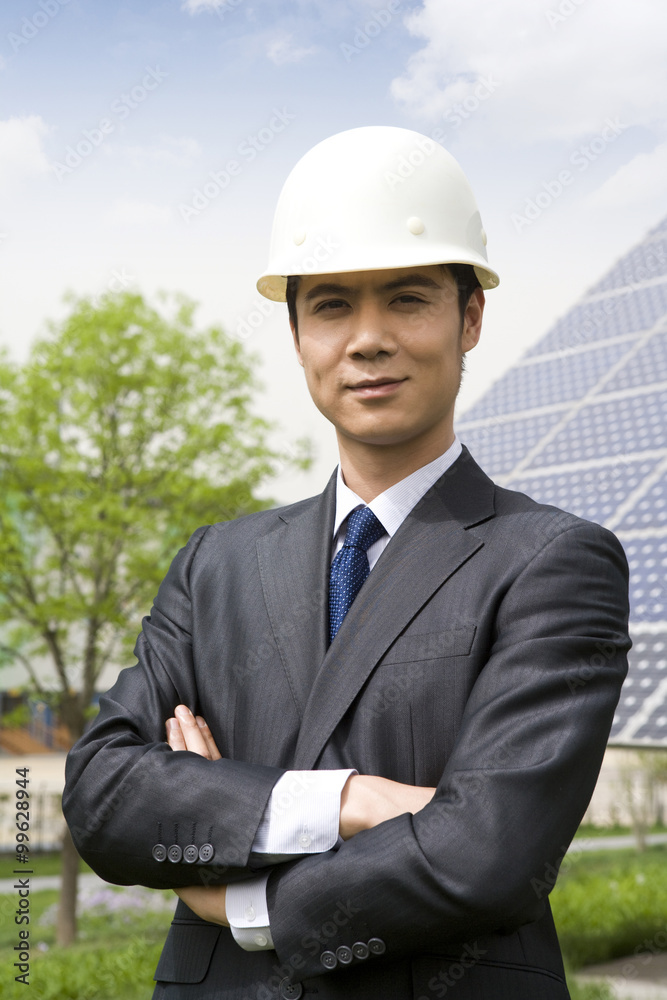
(63, 126, 630, 1000)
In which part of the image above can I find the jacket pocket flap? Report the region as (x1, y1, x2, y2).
(154, 921, 221, 984)
(383, 625, 476, 664)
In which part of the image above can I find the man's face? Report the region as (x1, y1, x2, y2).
(291, 265, 484, 452)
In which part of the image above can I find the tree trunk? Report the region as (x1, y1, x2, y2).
(632, 818, 647, 853)
(57, 824, 79, 946)
(57, 699, 87, 947)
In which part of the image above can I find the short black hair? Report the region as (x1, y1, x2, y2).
(286, 263, 481, 336)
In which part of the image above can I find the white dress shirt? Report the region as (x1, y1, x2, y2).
(226, 436, 463, 950)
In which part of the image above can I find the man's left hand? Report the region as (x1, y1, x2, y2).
(167, 705, 229, 927)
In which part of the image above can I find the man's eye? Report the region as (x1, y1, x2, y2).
(315, 299, 347, 312)
(393, 294, 425, 304)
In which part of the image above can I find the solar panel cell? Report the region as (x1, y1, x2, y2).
(534, 391, 667, 466)
(460, 411, 564, 475)
(506, 459, 659, 524)
(603, 331, 667, 393)
(610, 634, 667, 740)
(586, 238, 667, 295)
(625, 539, 667, 621)
(524, 283, 667, 358)
(460, 340, 630, 422)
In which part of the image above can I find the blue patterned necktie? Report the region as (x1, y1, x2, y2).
(329, 506, 386, 643)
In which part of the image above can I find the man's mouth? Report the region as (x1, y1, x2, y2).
(348, 377, 407, 397)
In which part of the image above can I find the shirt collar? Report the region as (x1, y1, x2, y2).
(333, 436, 462, 540)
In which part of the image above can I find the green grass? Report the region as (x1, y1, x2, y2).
(2, 845, 665, 998)
(551, 845, 667, 970)
(574, 822, 667, 839)
(1, 886, 174, 999)
(567, 975, 614, 1000)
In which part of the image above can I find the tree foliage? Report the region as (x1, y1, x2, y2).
(0, 290, 305, 739)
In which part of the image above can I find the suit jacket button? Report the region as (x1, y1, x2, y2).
(352, 941, 369, 960)
(320, 950, 337, 970)
(183, 844, 198, 863)
(279, 978, 303, 999)
(336, 945, 353, 965)
(198, 843, 214, 863)
(369, 937, 386, 955)
(152, 843, 167, 862)
(167, 844, 182, 863)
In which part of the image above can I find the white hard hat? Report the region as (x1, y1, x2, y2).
(257, 125, 499, 302)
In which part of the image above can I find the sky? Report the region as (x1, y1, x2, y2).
(1, 0, 667, 504)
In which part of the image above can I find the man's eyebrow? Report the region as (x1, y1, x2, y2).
(302, 273, 443, 303)
(381, 274, 443, 292)
(303, 282, 353, 302)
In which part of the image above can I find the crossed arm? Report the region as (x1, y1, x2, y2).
(63, 516, 630, 979)
(166, 704, 436, 926)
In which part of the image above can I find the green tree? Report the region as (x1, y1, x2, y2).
(0, 290, 308, 945)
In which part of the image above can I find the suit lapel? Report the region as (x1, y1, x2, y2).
(256, 472, 336, 718)
(293, 447, 496, 769)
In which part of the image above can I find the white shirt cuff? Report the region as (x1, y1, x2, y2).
(226, 874, 274, 951)
(252, 769, 356, 854)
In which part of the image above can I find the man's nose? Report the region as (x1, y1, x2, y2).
(345, 302, 397, 358)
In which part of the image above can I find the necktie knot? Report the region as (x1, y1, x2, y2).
(342, 506, 385, 552)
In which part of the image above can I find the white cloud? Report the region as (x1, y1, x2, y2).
(266, 33, 317, 66)
(117, 135, 202, 168)
(391, 0, 667, 143)
(587, 141, 667, 211)
(181, 0, 227, 12)
(0, 115, 50, 187)
(103, 199, 173, 227)
(181, 0, 248, 13)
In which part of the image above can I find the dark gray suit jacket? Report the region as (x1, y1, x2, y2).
(63, 446, 630, 999)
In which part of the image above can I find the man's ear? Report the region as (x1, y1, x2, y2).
(461, 287, 485, 354)
(290, 319, 304, 367)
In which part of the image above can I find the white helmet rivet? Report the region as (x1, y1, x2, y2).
(293, 230, 306, 246)
(481, 227, 488, 246)
(407, 216, 425, 236)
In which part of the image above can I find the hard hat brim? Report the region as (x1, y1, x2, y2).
(257, 257, 500, 303)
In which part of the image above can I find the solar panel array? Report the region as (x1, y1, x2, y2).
(457, 218, 667, 745)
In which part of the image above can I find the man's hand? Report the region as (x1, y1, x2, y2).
(166, 705, 228, 926)
(339, 774, 436, 840)
(165, 707, 435, 918)
(166, 704, 221, 759)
